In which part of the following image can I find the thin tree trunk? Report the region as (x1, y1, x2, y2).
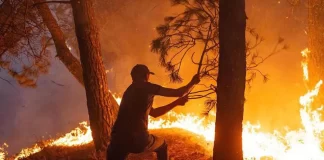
(213, 0, 246, 159)
(33, 0, 84, 85)
(35, 0, 118, 155)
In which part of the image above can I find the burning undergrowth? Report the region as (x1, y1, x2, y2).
(9, 129, 211, 160)
(2, 48, 324, 160)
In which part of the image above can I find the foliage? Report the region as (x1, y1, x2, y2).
(151, 0, 288, 114)
(0, 0, 52, 87)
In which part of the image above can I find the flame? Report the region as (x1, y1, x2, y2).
(0, 143, 8, 160)
(8, 48, 324, 159)
(112, 94, 122, 105)
(13, 122, 92, 160)
(301, 48, 310, 81)
(51, 121, 92, 146)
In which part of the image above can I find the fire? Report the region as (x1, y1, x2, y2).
(13, 122, 92, 160)
(112, 95, 122, 105)
(6, 48, 324, 159)
(301, 48, 310, 81)
(0, 143, 8, 160)
(51, 121, 92, 146)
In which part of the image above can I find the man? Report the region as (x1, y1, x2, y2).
(107, 64, 200, 160)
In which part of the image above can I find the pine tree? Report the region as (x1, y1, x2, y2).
(213, 0, 246, 158)
(70, 0, 117, 155)
(151, 0, 287, 158)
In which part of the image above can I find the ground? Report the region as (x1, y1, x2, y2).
(14, 128, 212, 160)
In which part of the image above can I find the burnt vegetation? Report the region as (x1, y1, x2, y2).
(151, 0, 288, 114)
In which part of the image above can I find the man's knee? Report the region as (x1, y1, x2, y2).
(107, 144, 128, 160)
(155, 140, 168, 152)
(106, 145, 114, 160)
(155, 141, 168, 160)
(161, 141, 167, 150)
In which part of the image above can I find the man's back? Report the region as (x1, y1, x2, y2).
(112, 81, 161, 137)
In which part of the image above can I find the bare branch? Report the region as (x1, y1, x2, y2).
(0, 76, 17, 90)
(189, 88, 214, 95)
(33, 0, 71, 7)
(197, 24, 212, 74)
(188, 91, 214, 99)
(51, 80, 64, 87)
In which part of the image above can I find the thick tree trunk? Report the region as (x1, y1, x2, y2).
(308, 0, 324, 102)
(35, 0, 118, 155)
(70, 0, 116, 154)
(213, 0, 246, 159)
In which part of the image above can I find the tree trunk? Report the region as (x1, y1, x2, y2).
(213, 0, 246, 159)
(70, 0, 116, 154)
(308, 0, 324, 103)
(35, 0, 118, 154)
(33, 0, 84, 85)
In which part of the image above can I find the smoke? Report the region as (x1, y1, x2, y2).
(0, 0, 310, 155)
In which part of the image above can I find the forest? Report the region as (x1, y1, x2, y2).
(0, 0, 324, 160)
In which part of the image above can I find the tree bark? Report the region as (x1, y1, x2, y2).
(70, 0, 117, 154)
(35, 0, 118, 154)
(308, 0, 324, 102)
(213, 0, 246, 159)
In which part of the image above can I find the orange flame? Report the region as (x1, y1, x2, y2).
(301, 48, 310, 81)
(9, 48, 324, 159)
(14, 122, 92, 160)
(0, 143, 8, 160)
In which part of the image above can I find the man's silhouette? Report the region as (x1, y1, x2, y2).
(107, 64, 200, 160)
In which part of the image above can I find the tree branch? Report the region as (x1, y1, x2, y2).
(33, 1, 71, 7)
(188, 91, 215, 99)
(51, 80, 64, 87)
(197, 24, 212, 74)
(0, 76, 18, 90)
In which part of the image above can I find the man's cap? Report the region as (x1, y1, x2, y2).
(131, 64, 155, 78)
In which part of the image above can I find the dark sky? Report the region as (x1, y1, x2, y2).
(0, 0, 309, 155)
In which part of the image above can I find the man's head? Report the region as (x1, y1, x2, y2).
(131, 64, 155, 82)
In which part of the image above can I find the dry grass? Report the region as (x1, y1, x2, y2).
(15, 128, 212, 160)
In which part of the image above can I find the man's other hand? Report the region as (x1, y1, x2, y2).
(190, 74, 200, 85)
(175, 95, 189, 106)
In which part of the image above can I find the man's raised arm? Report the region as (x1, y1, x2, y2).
(149, 95, 189, 118)
(157, 74, 200, 97)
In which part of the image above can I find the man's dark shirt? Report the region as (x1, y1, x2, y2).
(111, 81, 161, 139)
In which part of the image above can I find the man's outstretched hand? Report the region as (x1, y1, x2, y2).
(190, 74, 200, 85)
(174, 95, 189, 106)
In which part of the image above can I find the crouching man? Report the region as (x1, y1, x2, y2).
(107, 64, 200, 160)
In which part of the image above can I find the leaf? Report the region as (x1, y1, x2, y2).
(263, 74, 269, 83)
(166, 62, 175, 71)
(156, 24, 170, 36)
(202, 98, 216, 116)
(151, 37, 163, 53)
(169, 70, 183, 83)
(164, 16, 176, 23)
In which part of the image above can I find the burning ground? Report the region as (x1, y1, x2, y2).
(8, 129, 212, 160)
(3, 51, 324, 159)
